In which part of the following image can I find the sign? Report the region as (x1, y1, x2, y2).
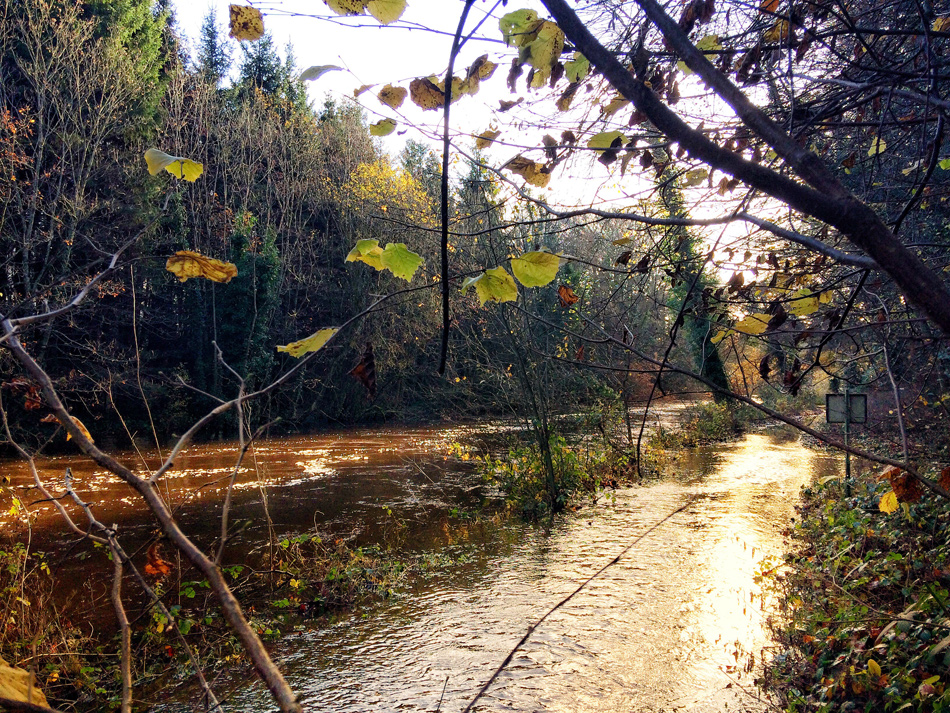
(826, 393, 867, 424)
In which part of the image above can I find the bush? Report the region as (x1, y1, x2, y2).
(650, 400, 754, 448)
(478, 434, 608, 519)
(764, 474, 950, 712)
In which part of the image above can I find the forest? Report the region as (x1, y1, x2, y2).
(1, 0, 950, 710)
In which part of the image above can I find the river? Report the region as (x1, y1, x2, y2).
(0, 416, 841, 712)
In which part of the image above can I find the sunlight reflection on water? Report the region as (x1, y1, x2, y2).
(218, 430, 840, 713)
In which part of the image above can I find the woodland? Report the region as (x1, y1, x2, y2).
(1, 0, 950, 710)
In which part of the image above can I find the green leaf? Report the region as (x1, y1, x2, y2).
(587, 131, 626, 154)
(346, 240, 422, 281)
(564, 52, 590, 82)
(277, 327, 339, 358)
(939, 158, 950, 170)
(366, 0, 406, 24)
(299, 65, 343, 82)
(461, 267, 519, 305)
(499, 9, 540, 47)
(144, 148, 203, 182)
(879, 490, 899, 514)
(369, 118, 397, 136)
(523, 20, 564, 83)
(379, 243, 423, 281)
(345, 239, 384, 270)
(510, 250, 560, 287)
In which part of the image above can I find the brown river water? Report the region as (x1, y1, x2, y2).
(0, 412, 842, 713)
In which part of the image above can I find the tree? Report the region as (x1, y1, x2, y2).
(196, 7, 233, 85)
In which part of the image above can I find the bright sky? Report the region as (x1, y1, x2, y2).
(170, 1, 547, 154)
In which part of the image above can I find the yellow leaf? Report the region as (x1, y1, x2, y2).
(345, 239, 384, 270)
(326, 0, 365, 16)
(788, 290, 819, 317)
(409, 77, 445, 110)
(764, 19, 790, 42)
(601, 95, 631, 116)
(868, 136, 887, 156)
(868, 660, 882, 678)
(681, 168, 708, 186)
(695, 35, 721, 51)
(510, 250, 560, 287)
(475, 129, 501, 149)
(502, 155, 551, 187)
(277, 327, 339, 358)
(588, 131, 626, 154)
(377, 84, 407, 109)
(353, 84, 375, 97)
(710, 329, 732, 344)
(523, 20, 564, 83)
(166, 250, 238, 283)
(878, 490, 899, 514)
(461, 267, 519, 306)
(0, 657, 50, 707)
(228, 5, 264, 41)
(933, 16, 950, 32)
(366, 0, 406, 24)
(65, 416, 93, 444)
(369, 118, 397, 136)
(144, 148, 203, 182)
(735, 313, 771, 335)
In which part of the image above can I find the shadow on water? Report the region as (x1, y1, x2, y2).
(1, 420, 842, 712)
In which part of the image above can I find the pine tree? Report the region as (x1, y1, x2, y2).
(197, 7, 232, 85)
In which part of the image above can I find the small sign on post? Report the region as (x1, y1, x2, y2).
(826, 393, 867, 424)
(826, 390, 867, 489)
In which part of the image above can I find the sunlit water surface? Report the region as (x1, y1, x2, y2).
(1, 417, 841, 712)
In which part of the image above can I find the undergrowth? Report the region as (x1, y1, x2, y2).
(1, 531, 410, 711)
(474, 434, 634, 519)
(764, 472, 950, 712)
(650, 400, 761, 449)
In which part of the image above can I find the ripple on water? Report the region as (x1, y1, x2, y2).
(209, 431, 839, 713)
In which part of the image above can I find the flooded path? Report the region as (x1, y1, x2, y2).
(0, 417, 841, 712)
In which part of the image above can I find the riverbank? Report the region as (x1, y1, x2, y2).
(763, 470, 950, 711)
